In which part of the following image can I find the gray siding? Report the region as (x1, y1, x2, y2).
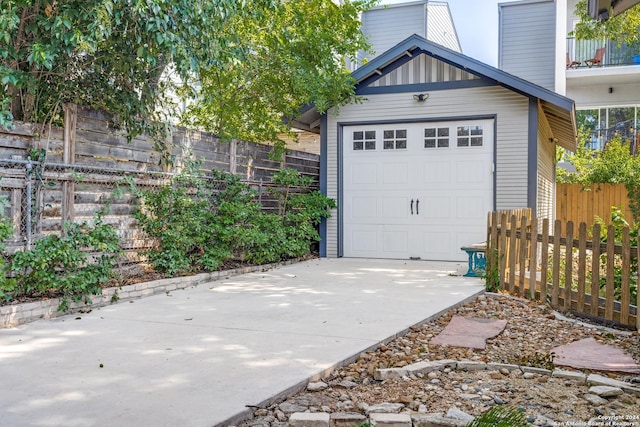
(426, 3, 461, 52)
(499, 0, 556, 91)
(359, 1, 461, 66)
(370, 55, 478, 87)
(361, 3, 426, 63)
(537, 106, 556, 221)
(325, 85, 530, 257)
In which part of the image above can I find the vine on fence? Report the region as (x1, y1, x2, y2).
(0, 208, 121, 310)
(131, 166, 336, 275)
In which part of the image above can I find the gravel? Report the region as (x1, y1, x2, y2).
(238, 293, 640, 425)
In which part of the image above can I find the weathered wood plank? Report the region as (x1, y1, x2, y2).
(577, 222, 587, 312)
(605, 225, 615, 320)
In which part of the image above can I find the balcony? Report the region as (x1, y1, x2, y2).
(566, 37, 640, 68)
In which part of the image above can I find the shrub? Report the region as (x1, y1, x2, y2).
(133, 167, 336, 273)
(7, 211, 121, 311)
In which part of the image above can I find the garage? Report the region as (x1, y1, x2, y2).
(304, 35, 576, 260)
(342, 119, 493, 261)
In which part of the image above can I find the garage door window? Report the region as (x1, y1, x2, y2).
(424, 127, 450, 148)
(353, 131, 376, 151)
(383, 129, 407, 150)
(457, 125, 483, 147)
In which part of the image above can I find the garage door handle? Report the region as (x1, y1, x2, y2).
(416, 199, 420, 215)
(410, 199, 414, 215)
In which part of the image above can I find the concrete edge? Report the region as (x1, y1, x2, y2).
(215, 289, 486, 427)
(0, 257, 309, 329)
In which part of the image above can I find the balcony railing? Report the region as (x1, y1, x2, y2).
(566, 37, 640, 68)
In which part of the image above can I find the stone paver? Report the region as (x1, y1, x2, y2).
(430, 316, 507, 349)
(369, 413, 412, 427)
(552, 337, 640, 374)
(290, 412, 330, 427)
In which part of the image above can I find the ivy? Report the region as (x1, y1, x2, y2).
(2, 210, 121, 310)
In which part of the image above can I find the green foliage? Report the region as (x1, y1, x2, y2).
(482, 249, 502, 293)
(0, 194, 16, 302)
(1, 0, 375, 153)
(133, 167, 335, 274)
(515, 350, 556, 371)
(558, 133, 640, 224)
(572, 1, 640, 46)
(467, 405, 529, 427)
(3, 211, 121, 310)
(179, 0, 376, 150)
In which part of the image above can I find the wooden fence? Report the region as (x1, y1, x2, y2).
(0, 104, 321, 271)
(556, 183, 633, 225)
(486, 210, 640, 330)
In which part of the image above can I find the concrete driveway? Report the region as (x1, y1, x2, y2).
(0, 258, 484, 427)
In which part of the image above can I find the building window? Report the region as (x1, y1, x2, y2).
(457, 125, 483, 147)
(353, 130, 376, 151)
(424, 127, 449, 148)
(576, 106, 638, 151)
(383, 129, 407, 150)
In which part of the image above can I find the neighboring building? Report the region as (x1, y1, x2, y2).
(297, 35, 576, 261)
(289, 0, 463, 153)
(499, 0, 640, 152)
(356, 1, 461, 67)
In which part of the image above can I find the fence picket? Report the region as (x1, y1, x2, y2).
(499, 214, 508, 289)
(577, 222, 587, 312)
(621, 227, 631, 325)
(552, 220, 561, 307)
(508, 215, 517, 293)
(605, 225, 616, 321)
(529, 219, 538, 300)
(518, 216, 528, 297)
(564, 221, 574, 310)
(540, 219, 549, 303)
(591, 224, 601, 316)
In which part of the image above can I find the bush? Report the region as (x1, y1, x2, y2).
(133, 167, 336, 274)
(5, 211, 121, 311)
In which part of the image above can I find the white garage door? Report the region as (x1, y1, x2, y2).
(343, 119, 493, 261)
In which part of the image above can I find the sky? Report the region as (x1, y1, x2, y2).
(380, 0, 522, 67)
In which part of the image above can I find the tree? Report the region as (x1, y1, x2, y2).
(1, 0, 375, 153)
(1, 0, 277, 137)
(557, 132, 640, 223)
(179, 0, 376, 150)
(572, 0, 640, 45)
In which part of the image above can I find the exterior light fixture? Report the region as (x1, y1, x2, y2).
(413, 93, 429, 102)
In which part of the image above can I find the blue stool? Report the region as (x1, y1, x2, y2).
(461, 243, 487, 277)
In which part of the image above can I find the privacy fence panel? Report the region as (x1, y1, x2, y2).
(556, 183, 633, 225)
(0, 104, 321, 272)
(487, 210, 640, 330)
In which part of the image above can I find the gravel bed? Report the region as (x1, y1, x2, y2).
(237, 293, 640, 426)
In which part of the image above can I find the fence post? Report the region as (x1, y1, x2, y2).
(577, 222, 587, 313)
(230, 139, 238, 175)
(62, 103, 77, 227)
(25, 160, 32, 250)
(529, 218, 538, 300)
(637, 230, 640, 331)
(564, 221, 574, 311)
(552, 220, 561, 308)
(591, 224, 601, 316)
(518, 216, 528, 297)
(540, 218, 549, 303)
(605, 225, 616, 321)
(620, 226, 630, 326)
